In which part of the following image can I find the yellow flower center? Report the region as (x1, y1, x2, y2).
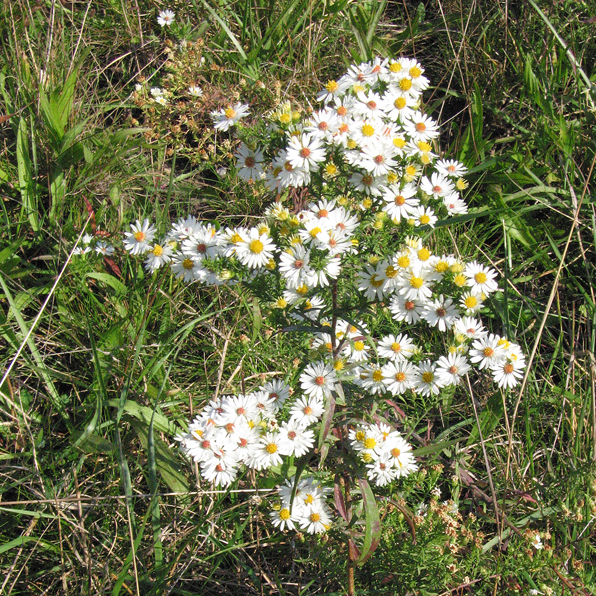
(391, 342, 402, 353)
(250, 239, 264, 254)
(310, 512, 321, 522)
(435, 261, 449, 272)
(134, 231, 145, 242)
(309, 226, 321, 238)
(152, 245, 163, 256)
(370, 274, 384, 288)
(279, 508, 291, 520)
(364, 437, 377, 449)
(395, 372, 406, 382)
(326, 80, 339, 92)
(279, 113, 291, 124)
(394, 97, 407, 109)
(224, 107, 237, 119)
(354, 340, 365, 351)
(266, 443, 278, 454)
(399, 78, 412, 91)
(454, 274, 467, 287)
(475, 272, 487, 284)
(356, 430, 366, 442)
(326, 163, 337, 175)
(362, 124, 375, 137)
(385, 265, 397, 278)
(182, 258, 194, 270)
(372, 369, 383, 382)
(409, 66, 422, 78)
(410, 276, 424, 289)
(389, 62, 401, 73)
(418, 248, 431, 261)
(420, 215, 430, 224)
(397, 255, 410, 268)
(422, 371, 434, 383)
(394, 137, 407, 148)
(465, 296, 478, 308)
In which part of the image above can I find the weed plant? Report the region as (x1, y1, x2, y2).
(1, 0, 595, 595)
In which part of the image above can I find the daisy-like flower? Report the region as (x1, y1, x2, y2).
(389, 294, 425, 324)
(443, 194, 468, 216)
(144, 242, 173, 273)
(279, 245, 314, 288)
(357, 263, 387, 301)
(261, 379, 291, 411)
(413, 360, 446, 396)
(348, 338, 371, 363)
(409, 205, 438, 228)
(157, 9, 175, 27)
(349, 171, 386, 196)
(95, 241, 114, 256)
(469, 334, 507, 370)
(366, 453, 399, 486)
(298, 501, 331, 534)
(278, 420, 315, 457)
(358, 364, 387, 395)
(460, 290, 483, 314)
(235, 228, 276, 269)
(235, 143, 265, 181)
(464, 261, 499, 295)
(378, 333, 416, 361)
(423, 295, 458, 332)
(435, 159, 468, 178)
(123, 219, 156, 255)
(289, 395, 325, 426)
(403, 111, 439, 142)
(188, 85, 203, 97)
(300, 361, 337, 400)
(359, 142, 398, 176)
(211, 103, 250, 132)
(382, 360, 417, 395)
(491, 356, 525, 389)
(182, 224, 222, 260)
(435, 353, 472, 386)
(397, 266, 434, 302)
(420, 173, 455, 199)
(171, 254, 203, 282)
(287, 133, 326, 171)
(270, 506, 298, 531)
(257, 432, 284, 469)
(382, 183, 419, 221)
(454, 316, 487, 341)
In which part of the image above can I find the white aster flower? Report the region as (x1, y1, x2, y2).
(157, 9, 175, 27)
(211, 103, 250, 131)
(300, 361, 337, 400)
(123, 219, 156, 255)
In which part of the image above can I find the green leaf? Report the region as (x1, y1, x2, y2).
(356, 477, 381, 565)
(87, 271, 127, 295)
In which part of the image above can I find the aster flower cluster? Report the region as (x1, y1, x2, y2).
(104, 56, 527, 545)
(349, 422, 417, 486)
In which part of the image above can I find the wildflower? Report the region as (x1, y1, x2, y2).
(157, 9, 175, 27)
(413, 360, 446, 396)
(491, 356, 525, 389)
(435, 353, 472, 386)
(382, 360, 417, 395)
(289, 395, 325, 426)
(270, 506, 298, 531)
(300, 361, 337, 400)
(464, 261, 499, 295)
(95, 241, 114, 256)
(235, 228, 276, 269)
(378, 333, 415, 361)
(287, 133, 326, 171)
(423, 295, 458, 332)
(144, 242, 173, 272)
(211, 103, 250, 131)
(235, 143, 265, 181)
(123, 219, 156, 255)
(188, 85, 203, 97)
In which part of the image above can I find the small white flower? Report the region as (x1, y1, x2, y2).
(157, 9, 175, 27)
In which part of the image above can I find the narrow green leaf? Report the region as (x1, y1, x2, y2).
(356, 477, 381, 565)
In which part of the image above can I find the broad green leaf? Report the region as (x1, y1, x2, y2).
(356, 477, 381, 565)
